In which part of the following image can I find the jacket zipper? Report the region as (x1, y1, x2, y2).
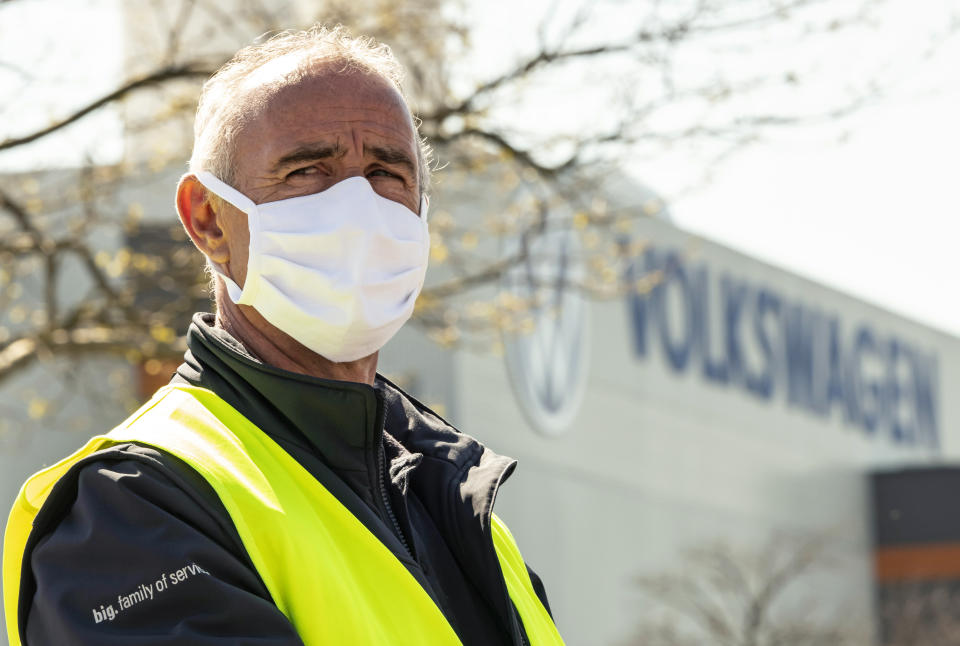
(377, 441, 411, 558)
(381, 448, 526, 643)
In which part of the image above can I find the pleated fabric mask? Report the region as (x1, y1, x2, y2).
(194, 171, 430, 363)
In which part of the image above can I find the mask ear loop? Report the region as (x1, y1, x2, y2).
(193, 171, 258, 303)
(194, 171, 258, 214)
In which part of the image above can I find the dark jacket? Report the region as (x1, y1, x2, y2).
(17, 313, 551, 645)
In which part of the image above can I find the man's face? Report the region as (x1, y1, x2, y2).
(218, 66, 422, 289)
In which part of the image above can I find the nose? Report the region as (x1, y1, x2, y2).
(336, 153, 366, 183)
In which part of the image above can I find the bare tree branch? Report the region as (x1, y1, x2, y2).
(629, 536, 855, 646)
(423, 40, 645, 123)
(164, 0, 198, 63)
(0, 63, 213, 152)
(0, 59, 32, 82)
(0, 186, 43, 240)
(0, 327, 183, 388)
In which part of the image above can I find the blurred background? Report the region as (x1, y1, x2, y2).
(1, 0, 959, 644)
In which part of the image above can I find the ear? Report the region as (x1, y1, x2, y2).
(175, 174, 230, 264)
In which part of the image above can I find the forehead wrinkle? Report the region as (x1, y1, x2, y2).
(247, 66, 414, 136)
(268, 108, 415, 138)
(261, 96, 415, 146)
(232, 66, 422, 186)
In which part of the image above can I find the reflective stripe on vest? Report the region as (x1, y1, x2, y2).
(4, 384, 564, 646)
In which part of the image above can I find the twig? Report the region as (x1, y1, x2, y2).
(0, 63, 213, 152)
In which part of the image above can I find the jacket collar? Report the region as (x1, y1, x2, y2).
(181, 313, 379, 465)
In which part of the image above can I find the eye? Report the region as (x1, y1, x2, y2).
(368, 168, 400, 179)
(286, 166, 320, 179)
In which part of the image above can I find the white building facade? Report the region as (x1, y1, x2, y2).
(379, 213, 958, 645)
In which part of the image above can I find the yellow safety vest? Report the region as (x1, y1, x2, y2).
(4, 384, 563, 646)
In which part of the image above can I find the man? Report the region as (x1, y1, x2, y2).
(2, 26, 563, 646)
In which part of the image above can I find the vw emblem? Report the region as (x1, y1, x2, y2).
(502, 227, 590, 437)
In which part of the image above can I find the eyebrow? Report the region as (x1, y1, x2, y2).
(270, 143, 345, 174)
(365, 144, 417, 178)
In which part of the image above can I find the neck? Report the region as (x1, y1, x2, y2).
(214, 287, 379, 386)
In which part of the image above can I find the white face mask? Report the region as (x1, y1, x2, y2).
(194, 171, 430, 363)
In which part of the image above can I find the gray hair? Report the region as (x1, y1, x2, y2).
(189, 24, 431, 194)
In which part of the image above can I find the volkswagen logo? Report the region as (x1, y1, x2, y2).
(502, 227, 590, 437)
